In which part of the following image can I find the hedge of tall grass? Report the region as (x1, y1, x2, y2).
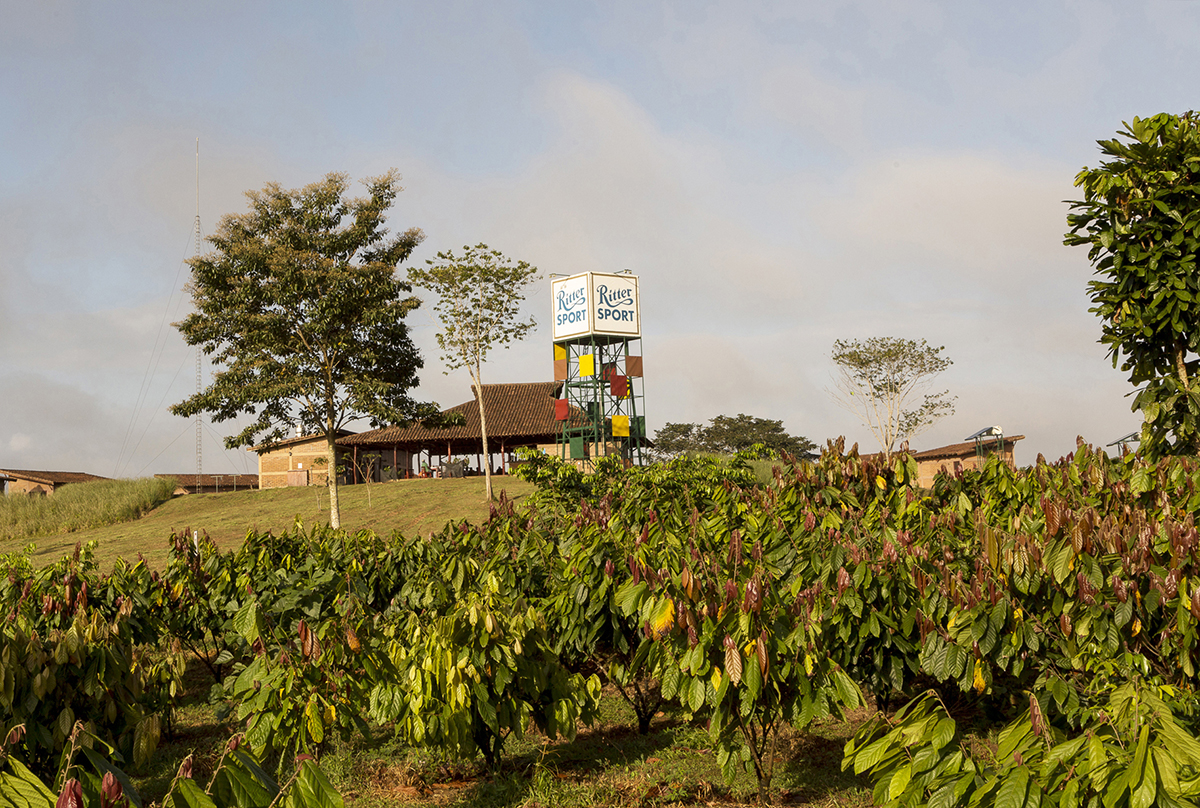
(0, 477, 177, 541)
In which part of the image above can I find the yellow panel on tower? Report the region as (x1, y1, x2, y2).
(579, 354, 595, 377)
(554, 344, 567, 361)
(612, 415, 630, 437)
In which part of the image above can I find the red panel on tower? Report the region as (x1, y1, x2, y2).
(611, 375, 628, 397)
(554, 398, 569, 421)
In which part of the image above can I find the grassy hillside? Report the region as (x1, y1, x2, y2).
(2, 476, 535, 569)
(0, 477, 177, 542)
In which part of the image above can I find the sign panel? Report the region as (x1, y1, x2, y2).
(551, 272, 640, 341)
(551, 273, 591, 340)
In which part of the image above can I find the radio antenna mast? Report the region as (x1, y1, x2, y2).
(194, 138, 203, 478)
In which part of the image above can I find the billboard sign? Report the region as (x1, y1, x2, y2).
(552, 272, 640, 341)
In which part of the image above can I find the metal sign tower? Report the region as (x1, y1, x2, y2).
(551, 271, 646, 466)
(193, 138, 203, 477)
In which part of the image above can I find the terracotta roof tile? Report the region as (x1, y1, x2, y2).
(911, 435, 1024, 461)
(251, 429, 355, 452)
(156, 474, 260, 488)
(340, 382, 564, 447)
(861, 435, 1025, 463)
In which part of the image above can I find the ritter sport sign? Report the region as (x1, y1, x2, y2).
(551, 272, 640, 341)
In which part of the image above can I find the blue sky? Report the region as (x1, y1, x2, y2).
(3, 0, 1199, 477)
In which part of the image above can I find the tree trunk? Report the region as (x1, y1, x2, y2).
(327, 432, 341, 529)
(475, 370, 493, 501)
(1176, 340, 1191, 391)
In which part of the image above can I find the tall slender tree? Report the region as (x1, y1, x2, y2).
(830, 337, 955, 460)
(171, 171, 435, 527)
(409, 244, 539, 501)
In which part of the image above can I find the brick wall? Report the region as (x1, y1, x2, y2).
(8, 479, 52, 496)
(257, 437, 344, 489)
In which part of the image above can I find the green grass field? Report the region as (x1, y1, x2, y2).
(1, 476, 535, 569)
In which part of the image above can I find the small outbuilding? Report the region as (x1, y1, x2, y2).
(0, 469, 111, 496)
(252, 430, 354, 490)
(908, 434, 1024, 488)
(155, 474, 260, 495)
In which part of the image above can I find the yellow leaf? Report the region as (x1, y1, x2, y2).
(649, 597, 675, 637)
(973, 662, 986, 694)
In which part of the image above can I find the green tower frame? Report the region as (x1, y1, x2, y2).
(554, 334, 646, 467)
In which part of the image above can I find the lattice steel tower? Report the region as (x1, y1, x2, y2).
(550, 271, 646, 466)
(193, 139, 203, 477)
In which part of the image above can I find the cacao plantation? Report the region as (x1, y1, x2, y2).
(6, 440, 1200, 805)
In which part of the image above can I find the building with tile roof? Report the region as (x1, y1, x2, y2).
(0, 469, 111, 496)
(338, 382, 565, 477)
(155, 473, 260, 495)
(251, 429, 355, 489)
(907, 434, 1024, 487)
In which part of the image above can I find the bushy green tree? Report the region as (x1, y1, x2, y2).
(171, 171, 434, 528)
(650, 414, 815, 460)
(1066, 112, 1200, 458)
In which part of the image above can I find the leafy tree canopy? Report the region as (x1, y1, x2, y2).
(170, 170, 435, 527)
(1065, 112, 1200, 458)
(830, 337, 955, 460)
(650, 414, 816, 460)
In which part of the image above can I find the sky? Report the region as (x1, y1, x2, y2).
(3, 0, 1199, 479)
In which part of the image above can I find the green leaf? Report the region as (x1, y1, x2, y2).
(1130, 726, 1155, 808)
(888, 763, 912, 801)
(1152, 746, 1182, 799)
(689, 677, 705, 714)
(165, 778, 219, 808)
(930, 717, 956, 752)
(995, 765, 1028, 808)
(133, 713, 161, 769)
(613, 581, 648, 616)
(0, 759, 56, 808)
(246, 713, 272, 753)
(1044, 735, 1087, 769)
(1131, 467, 1153, 494)
(209, 748, 277, 808)
(282, 760, 344, 808)
(233, 600, 264, 644)
(853, 735, 895, 775)
(831, 668, 861, 710)
(744, 647, 762, 699)
(661, 665, 681, 701)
